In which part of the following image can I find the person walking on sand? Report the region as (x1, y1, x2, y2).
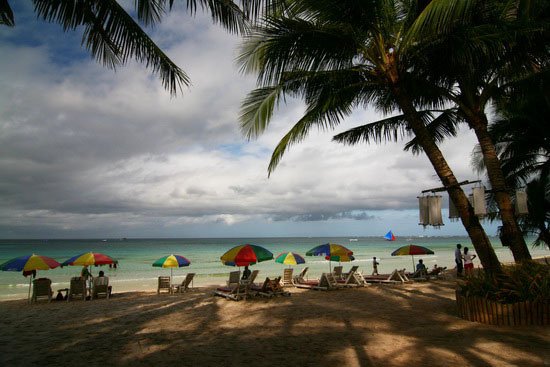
(372, 257, 379, 275)
(454, 244, 463, 277)
(462, 247, 477, 275)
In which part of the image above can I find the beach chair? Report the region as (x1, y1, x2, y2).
(411, 268, 428, 281)
(332, 266, 343, 280)
(226, 271, 241, 287)
(268, 277, 291, 296)
(363, 269, 411, 284)
(31, 278, 53, 303)
(92, 276, 111, 299)
(215, 270, 259, 301)
(157, 276, 172, 294)
(295, 273, 338, 291)
(68, 277, 86, 301)
(344, 266, 359, 279)
(336, 271, 360, 288)
(292, 267, 309, 285)
(250, 277, 273, 298)
(282, 268, 294, 286)
(172, 273, 195, 293)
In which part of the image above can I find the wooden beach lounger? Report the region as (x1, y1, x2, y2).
(292, 267, 309, 286)
(295, 273, 338, 291)
(362, 269, 411, 284)
(172, 273, 195, 293)
(157, 276, 172, 294)
(68, 277, 86, 301)
(32, 278, 53, 303)
(332, 266, 343, 280)
(282, 268, 293, 286)
(215, 270, 259, 301)
(92, 276, 111, 299)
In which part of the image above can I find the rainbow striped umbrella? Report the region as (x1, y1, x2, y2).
(0, 254, 60, 272)
(306, 243, 354, 271)
(152, 254, 191, 280)
(220, 244, 273, 267)
(391, 244, 434, 272)
(62, 252, 115, 267)
(0, 254, 61, 301)
(275, 252, 306, 267)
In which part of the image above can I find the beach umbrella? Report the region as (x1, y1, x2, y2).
(391, 244, 434, 272)
(220, 244, 273, 267)
(61, 252, 116, 278)
(152, 254, 191, 280)
(0, 254, 60, 302)
(275, 252, 306, 267)
(306, 243, 354, 271)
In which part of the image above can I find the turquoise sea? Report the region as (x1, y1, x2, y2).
(1, 236, 548, 300)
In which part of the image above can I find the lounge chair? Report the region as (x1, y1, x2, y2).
(268, 277, 291, 296)
(250, 277, 273, 298)
(92, 276, 111, 299)
(32, 278, 53, 303)
(172, 273, 196, 293)
(282, 268, 294, 286)
(427, 266, 447, 279)
(68, 277, 86, 301)
(295, 273, 338, 291)
(362, 269, 411, 284)
(410, 268, 428, 281)
(332, 266, 343, 280)
(292, 267, 309, 285)
(343, 266, 359, 279)
(157, 276, 172, 294)
(215, 270, 259, 301)
(336, 271, 360, 288)
(226, 270, 241, 287)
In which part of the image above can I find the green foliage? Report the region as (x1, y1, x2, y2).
(457, 261, 550, 303)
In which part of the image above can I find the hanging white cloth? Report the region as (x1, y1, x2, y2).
(472, 187, 487, 217)
(428, 195, 444, 226)
(515, 190, 529, 215)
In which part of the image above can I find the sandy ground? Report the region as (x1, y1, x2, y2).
(0, 279, 548, 367)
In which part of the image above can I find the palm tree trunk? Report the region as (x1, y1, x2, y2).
(391, 85, 503, 275)
(466, 111, 532, 261)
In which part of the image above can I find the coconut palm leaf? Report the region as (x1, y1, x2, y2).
(0, 0, 14, 26)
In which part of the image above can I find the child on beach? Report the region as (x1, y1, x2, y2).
(372, 257, 379, 275)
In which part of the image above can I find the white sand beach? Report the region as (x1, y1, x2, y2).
(0, 279, 548, 367)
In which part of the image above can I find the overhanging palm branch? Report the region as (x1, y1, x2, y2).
(0, 0, 14, 26)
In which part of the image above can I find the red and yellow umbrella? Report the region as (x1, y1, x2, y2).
(220, 244, 273, 267)
(62, 252, 115, 267)
(391, 244, 434, 271)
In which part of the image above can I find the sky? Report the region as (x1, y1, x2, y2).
(0, 2, 500, 239)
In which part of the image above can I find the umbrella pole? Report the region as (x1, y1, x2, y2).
(411, 255, 415, 273)
(27, 276, 32, 304)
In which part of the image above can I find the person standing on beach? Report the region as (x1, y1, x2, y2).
(462, 247, 477, 275)
(455, 244, 463, 277)
(372, 257, 379, 275)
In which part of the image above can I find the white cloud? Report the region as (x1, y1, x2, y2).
(0, 7, 486, 238)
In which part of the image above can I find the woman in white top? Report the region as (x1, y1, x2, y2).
(462, 247, 477, 275)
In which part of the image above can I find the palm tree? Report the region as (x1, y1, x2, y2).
(239, 0, 503, 274)
(0, 0, 283, 95)
(405, 0, 545, 261)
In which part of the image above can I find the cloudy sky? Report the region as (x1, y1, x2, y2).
(0, 2, 499, 239)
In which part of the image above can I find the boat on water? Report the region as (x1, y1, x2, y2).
(349, 238, 358, 242)
(384, 230, 396, 241)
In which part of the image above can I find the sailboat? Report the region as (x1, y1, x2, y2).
(384, 230, 396, 241)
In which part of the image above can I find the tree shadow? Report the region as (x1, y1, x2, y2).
(0, 281, 548, 367)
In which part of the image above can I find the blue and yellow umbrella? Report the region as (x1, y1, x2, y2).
(152, 254, 191, 280)
(275, 252, 306, 267)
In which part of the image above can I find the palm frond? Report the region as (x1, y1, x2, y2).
(333, 114, 415, 146)
(0, 0, 14, 26)
(33, 0, 189, 95)
(240, 86, 283, 139)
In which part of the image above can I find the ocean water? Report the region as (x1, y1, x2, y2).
(0, 236, 548, 300)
